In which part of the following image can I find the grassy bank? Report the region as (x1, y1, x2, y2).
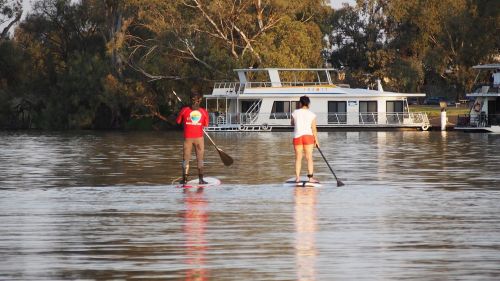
(409, 105, 470, 118)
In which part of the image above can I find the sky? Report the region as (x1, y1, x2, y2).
(328, 0, 357, 9)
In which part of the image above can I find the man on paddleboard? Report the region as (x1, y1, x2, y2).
(291, 96, 319, 183)
(176, 92, 209, 184)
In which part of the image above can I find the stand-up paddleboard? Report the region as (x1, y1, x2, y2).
(175, 177, 221, 188)
(284, 177, 322, 187)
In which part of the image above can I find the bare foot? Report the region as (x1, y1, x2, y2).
(308, 178, 320, 183)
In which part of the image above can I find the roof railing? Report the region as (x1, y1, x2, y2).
(213, 81, 332, 89)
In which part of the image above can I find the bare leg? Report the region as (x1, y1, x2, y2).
(294, 145, 304, 182)
(304, 144, 318, 182)
(304, 144, 314, 176)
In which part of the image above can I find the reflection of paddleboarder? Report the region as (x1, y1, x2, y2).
(176, 92, 210, 184)
(294, 187, 317, 281)
(183, 188, 208, 281)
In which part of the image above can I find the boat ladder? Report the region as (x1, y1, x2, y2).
(245, 100, 262, 124)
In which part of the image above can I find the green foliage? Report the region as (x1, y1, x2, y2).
(257, 16, 323, 68)
(387, 57, 425, 93)
(0, 0, 498, 129)
(325, 0, 499, 99)
(0, 40, 30, 128)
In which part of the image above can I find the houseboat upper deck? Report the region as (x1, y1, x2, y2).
(204, 68, 430, 131)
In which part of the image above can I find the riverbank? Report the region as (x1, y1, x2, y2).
(410, 104, 470, 130)
(409, 104, 470, 117)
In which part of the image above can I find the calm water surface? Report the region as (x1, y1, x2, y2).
(1, 131, 500, 280)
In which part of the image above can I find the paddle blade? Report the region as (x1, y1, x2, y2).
(337, 180, 345, 187)
(217, 148, 233, 166)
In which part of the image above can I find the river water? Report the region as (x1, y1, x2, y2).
(1, 130, 500, 280)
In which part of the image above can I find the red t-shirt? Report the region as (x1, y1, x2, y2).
(176, 107, 209, 138)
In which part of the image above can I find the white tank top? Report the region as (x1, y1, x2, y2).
(292, 108, 316, 138)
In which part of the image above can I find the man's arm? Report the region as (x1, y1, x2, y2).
(176, 107, 186, 124)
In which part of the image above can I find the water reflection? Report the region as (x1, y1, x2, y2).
(294, 187, 317, 281)
(2, 131, 500, 280)
(183, 188, 209, 281)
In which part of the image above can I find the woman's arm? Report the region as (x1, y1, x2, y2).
(312, 118, 319, 147)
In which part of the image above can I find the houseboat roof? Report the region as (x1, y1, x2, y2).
(208, 67, 426, 97)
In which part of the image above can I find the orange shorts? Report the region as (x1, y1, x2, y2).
(293, 135, 315, 146)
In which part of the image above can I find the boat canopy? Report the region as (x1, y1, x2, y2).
(233, 68, 339, 87)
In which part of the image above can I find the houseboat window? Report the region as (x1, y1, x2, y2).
(328, 101, 347, 124)
(241, 100, 258, 112)
(386, 101, 404, 112)
(488, 98, 500, 126)
(386, 101, 404, 124)
(359, 101, 378, 124)
(271, 101, 292, 119)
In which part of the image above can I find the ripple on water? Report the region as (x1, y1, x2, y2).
(1, 131, 500, 280)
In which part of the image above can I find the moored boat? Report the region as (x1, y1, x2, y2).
(204, 68, 430, 131)
(455, 64, 500, 133)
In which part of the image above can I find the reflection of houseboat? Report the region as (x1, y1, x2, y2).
(204, 68, 429, 131)
(455, 64, 500, 133)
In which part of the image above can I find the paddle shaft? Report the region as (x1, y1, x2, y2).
(203, 129, 218, 148)
(316, 145, 344, 186)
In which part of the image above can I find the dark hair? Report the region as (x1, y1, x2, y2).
(299, 96, 310, 107)
(190, 91, 202, 99)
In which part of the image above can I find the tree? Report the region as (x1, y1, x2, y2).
(324, 1, 397, 89)
(387, 0, 500, 99)
(13, 0, 115, 129)
(0, 0, 22, 39)
(125, 0, 327, 81)
(324, 0, 500, 96)
(116, 0, 328, 122)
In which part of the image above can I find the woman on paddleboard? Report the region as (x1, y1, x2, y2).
(176, 92, 209, 184)
(291, 96, 319, 183)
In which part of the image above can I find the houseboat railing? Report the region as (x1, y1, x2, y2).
(209, 112, 429, 127)
(212, 81, 333, 95)
(470, 84, 500, 94)
(457, 114, 500, 127)
(246, 81, 331, 88)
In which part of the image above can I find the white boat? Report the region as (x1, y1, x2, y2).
(204, 68, 430, 131)
(455, 64, 500, 133)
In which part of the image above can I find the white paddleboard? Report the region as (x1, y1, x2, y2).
(175, 177, 221, 188)
(283, 177, 322, 187)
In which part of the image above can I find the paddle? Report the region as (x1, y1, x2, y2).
(171, 90, 234, 166)
(202, 130, 233, 166)
(316, 144, 344, 187)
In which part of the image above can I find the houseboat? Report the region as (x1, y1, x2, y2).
(204, 68, 430, 131)
(455, 64, 500, 133)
